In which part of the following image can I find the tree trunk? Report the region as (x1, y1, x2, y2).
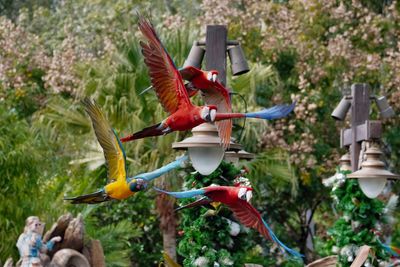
(155, 176, 177, 261)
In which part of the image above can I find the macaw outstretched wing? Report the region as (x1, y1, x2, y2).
(228, 200, 303, 258)
(180, 66, 232, 149)
(82, 98, 127, 183)
(134, 155, 188, 182)
(138, 16, 191, 114)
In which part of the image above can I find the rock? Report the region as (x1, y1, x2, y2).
(44, 213, 74, 257)
(49, 249, 90, 267)
(61, 214, 84, 252)
(83, 239, 106, 267)
(3, 258, 13, 267)
(40, 253, 51, 267)
(43, 213, 73, 243)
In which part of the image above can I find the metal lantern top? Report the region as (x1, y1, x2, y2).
(172, 123, 242, 151)
(347, 143, 400, 180)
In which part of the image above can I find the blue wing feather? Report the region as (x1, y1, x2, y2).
(134, 155, 188, 181)
(245, 102, 296, 120)
(153, 187, 205, 198)
(261, 218, 304, 258)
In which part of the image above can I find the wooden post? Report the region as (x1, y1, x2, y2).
(350, 84, 370, 171)
(205, 25, 227, 86)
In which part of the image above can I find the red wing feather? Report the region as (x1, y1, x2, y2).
(138, 17, 191, 114)
(227, 200, 272, 241)
(201, 82, 232, 149)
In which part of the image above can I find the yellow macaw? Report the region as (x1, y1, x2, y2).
(65, 98, 187, 204)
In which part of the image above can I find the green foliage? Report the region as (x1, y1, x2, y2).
(327, 174, 390, 266)
(177, 162, 259, 266)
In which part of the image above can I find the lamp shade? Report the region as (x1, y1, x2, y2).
(228, 45, 250, 76)
(183, 43, 205, 69)
(348, 143, 400, 198)
(224, 149, 255, 165)
(173, 123, 241, 175)
(331, 97, 351, 121)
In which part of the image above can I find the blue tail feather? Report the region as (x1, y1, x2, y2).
(262, 218, 304, 259)
(245, 102, 296, 120)
(153, 187, 205, 199)
(134, 155, 188, 182)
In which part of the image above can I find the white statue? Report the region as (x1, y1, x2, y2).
(16, 216, 61, 267)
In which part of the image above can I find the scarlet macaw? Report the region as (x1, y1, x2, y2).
(120, 17, 295, 143)
(64, 98, 187, 204)
(154, 185, 303, 258)
(179, 66, 233, 148)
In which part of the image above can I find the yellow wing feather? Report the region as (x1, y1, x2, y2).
(82, 98, 127, 183)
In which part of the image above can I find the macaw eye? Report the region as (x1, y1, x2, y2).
(201, 107, 210, 120)
(238, 188, 247, 200)
(246, 191, 252, 202)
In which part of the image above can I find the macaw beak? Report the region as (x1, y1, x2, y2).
(212, 73, 217, 82)
(246, 190, 252, 202)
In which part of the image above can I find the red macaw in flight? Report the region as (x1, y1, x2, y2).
(179, 66, 233, 149)
(154, 185, 303, 258)
(120, 17, 295, 144)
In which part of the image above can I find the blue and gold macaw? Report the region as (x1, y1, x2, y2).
(64, 98, 187, 204)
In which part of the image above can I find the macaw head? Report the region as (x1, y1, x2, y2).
(206, 70, 219, 82)
(237, 187, 253, 202)
(200, 105, 217, 122)
(129, 178, 148, 192)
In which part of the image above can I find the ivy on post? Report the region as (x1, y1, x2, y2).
(327, 171, 390, 266)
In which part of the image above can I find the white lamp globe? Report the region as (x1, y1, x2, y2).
(358, 178, 387, 199)
(188, 146, 225, 175)
(172, 123, 241, 175)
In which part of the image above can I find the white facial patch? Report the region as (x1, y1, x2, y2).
(201, 106, 210, 120)
(238, 187, 247, 200)
(212, 73, 217, 82)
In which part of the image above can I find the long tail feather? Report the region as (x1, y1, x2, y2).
(154, 187, 205, 199)
(134, 155, 188, 181)
(245, 101, 296, 120)
(120, 123, 165, 142)
(261, 218, 304, 258)
(64, 189, 110, 204)
(378, 239, 400, 258)
(175, 196, 212, 211)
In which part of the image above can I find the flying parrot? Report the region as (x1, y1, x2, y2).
(141, 66, 232, 148)
(64, 98, 187, 204)
(154, 185, 303, 258)
(120, 17, 295, 145)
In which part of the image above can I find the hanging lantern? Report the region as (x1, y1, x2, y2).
(323, 152, 352, 187)
(224, 149, 254, 165)
(347, 142, 400, 198)
(172, 123, 241, 175)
